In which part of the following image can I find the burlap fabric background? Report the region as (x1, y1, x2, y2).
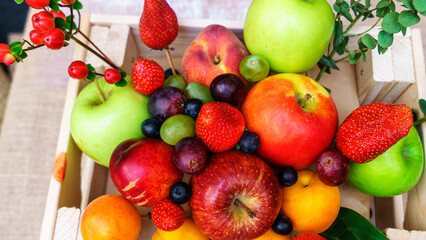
(0, 0, 424, 239)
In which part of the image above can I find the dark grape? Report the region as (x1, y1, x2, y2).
(148, 87, 187, 122)
(174, 137, 208, 174)
(277, 166, 298, 187)
(315, 150, 349, 186)
(210, 73, 247, 107)
(184, 99, 203, 119)
(272, 215, 293, 235)
(238, 131, 260, 153)
(169, 181, 192, 205)
(141, 118, 161, 138)
(165, 68, 179, 79)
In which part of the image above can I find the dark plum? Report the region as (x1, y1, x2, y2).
(272, 214, 293, 235)
(315, 150, 349, 186)
(277, 166, 298, 187)
(184, 99, 203, 119)
(148, 87, 187, 122)
(210, 73, 247, 107)
(169, 181, 192, 205)
(141, 118, 161, 138)
(174, 137, 208, 174)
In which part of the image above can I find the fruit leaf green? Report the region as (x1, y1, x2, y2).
(419, 99, 426, 116)
(349, 51, 362, 64)
(11, 46, 22, 56)
(362, 34, 377, 49)
(14, 0, 24, 4)
(377, 0, 390, 9)
(399, 10, 420, 27)
(55, 18, 66, 29)
(378, 45, 389, 54)
(413, 0, 426, 12)
(401, 0, 415, 11)
(87, 72, 96, 81)
(319, 56, 339, 70)
(382, 12, 401, 34)
(378, 30, 393, 48)
(87, 64, 95, 72)
(65, 16, 77, 30)
(9, 41, 21, 49)
(72, 1, 83, 10)
(320, 207, 388, 240)
(49, 0, 60, 13)
(115, 79, 127, 87)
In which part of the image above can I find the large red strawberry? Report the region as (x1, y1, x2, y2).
(132, 58, 165, 95)
(293, 233, 326, 240)
(336, 102, 413, 163)
(151, 199, 185, 231)
(196, 102, 245, 153)
(139, 0, 178, 49)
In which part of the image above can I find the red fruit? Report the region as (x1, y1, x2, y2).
(139, 0, 178, 49)
(3, 53, 16, 66)
(293, 233, 326, 240)
(104, 69, 122, 84)
(336, 102, 413, 163)
(29, 30, 44, 46)
(50, 9, 66, 21)
(132, 58, 165, 95)
(25, 0, 50, 9)
(61, 0, 76, 4)
(68, 61, 89, 80)
(151, 199, 185, 231)
(32, 11, 55, 33)
(43, 28, 65, 50)
(195, 102, 245, 152)
(0, 43, 10, 63)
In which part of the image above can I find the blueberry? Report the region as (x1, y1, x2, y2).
(141, 118, 161, 138)
(169, 182, 192, 205)
(272, 215, 293, 235)
(165, 68, 179, 79)
(184, 99, 203, 119)
(277, 166, 298, 187)
(238, 131, 260, 153)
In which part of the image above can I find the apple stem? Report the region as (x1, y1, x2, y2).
(299, 94, 312, 108)
(165, 47, 177, 75)
(94, 78, 106, 103)
(234, 198, 256, 218)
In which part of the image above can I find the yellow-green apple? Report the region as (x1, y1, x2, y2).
(189, 150, 282, 240)
(348, 127, 424, 197)
(244, 0, 334, 73)
(181, 24, 249, 87)
(241, 73, 338, 170)
(70, 77, 150, 167)
(280, 169, 340, 233)
(109, 138, 183, 207)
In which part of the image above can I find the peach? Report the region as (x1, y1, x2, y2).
(181, 24, 249, 87)
(152, 217, 208, 240)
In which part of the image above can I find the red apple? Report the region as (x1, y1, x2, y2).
(182, 24, 249, 87)
(109, 138, 183, 207)
(189, 150, 281, 240)
(241, 73, 338, 170)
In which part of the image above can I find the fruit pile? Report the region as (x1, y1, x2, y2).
(2, 0, 425, 239)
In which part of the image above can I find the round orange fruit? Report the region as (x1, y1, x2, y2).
(81, 194, 142, 240)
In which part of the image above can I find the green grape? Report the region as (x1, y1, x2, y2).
(239, 55, 270, 82)
(163, 75, 187, 91)
(185, 82, 214, 104)
(160, 114, 195, 145)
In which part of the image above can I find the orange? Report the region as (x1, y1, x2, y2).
(81, 194, 142, 240)
(152, 217, 208, 240)
(251, 228, 292, 240)
(280, 169, 340, 233)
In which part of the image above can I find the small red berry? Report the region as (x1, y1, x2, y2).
(50, 9, 66, 21)
(25, 0, 50, 9)
(151, 199, 185, 231)
(61, 0, 77, 4)
(104, 69, 122, 84)
(43, 28, 65, 50)
(3, 53, 16, 66)
(0, 43, 10, 63)
(32, 11, 55, 33)
(68, 61, 89, 80)
(29, 30, 44, 46)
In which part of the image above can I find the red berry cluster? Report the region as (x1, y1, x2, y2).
(0, 44, 15, 65)
(30, 10, 66, 50)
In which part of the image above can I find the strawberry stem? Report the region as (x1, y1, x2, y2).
(234, 198, 256, 218)
(165, 47, 176, 75)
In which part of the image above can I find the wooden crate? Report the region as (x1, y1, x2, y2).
(39, 13, 426, 240)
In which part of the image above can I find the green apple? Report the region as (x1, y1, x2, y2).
(244, 0, 334, 73)
(348, 127, 424, 197)
(70, 77, 150, 167)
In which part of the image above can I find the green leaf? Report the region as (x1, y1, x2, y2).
(9, 41, 21, 48)
(376, 0, 390, 8)
(72, 1, 83, 10)
(365, 0, 371, 8)
(361, 51, 367, 62)
(14, 0, 24, 4)
(19, 51, 28, 60)
(349, 51, 362, 64)
(376, 6, 391, 17)
(401, 0, 415, 11)
(355, 3, 367, 13)
(320, 207, 387, 240)
(398, 10, 420, 27)
(87, 64, 95, 72)
(378, 45, 389, 54)
(342, 9, 354, 21)
(419, 99, 426, 116)
(87, 72, 96, 80)
(11, 46, 22, 56)
(49, 0, 60, 13)
(333, 2, 342, 13)
(336, 37, 349, 55)
(421, 11, 426, 16)
(378, 30, 393, 48)
(390, 1, 396, 11)
(120, 71, 127, 79)
(413, 0, 426, 12)
(401, 26, 407, 36)
(382, 12, 401, 33)
(357, 38, 367, 50)
(115, 79, 127, 87)
(54, 18, 66, 29)
(319, 55, 340, 70)
(362, 34, 377, 49)
(65, 16, 77, 30)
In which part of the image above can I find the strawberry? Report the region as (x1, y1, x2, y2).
(293, 233, 326, 240)
(151, 199, 185, 231)
(132, 58, 165, 95)
(196, 102, 245, 153)
(139, 0, 179, 49)
(336, 102, 413, 163)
